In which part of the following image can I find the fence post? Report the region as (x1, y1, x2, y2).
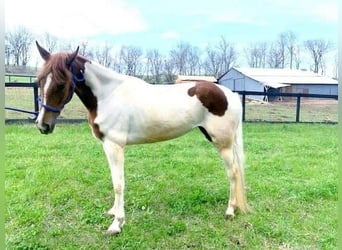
(296, 96, 301, 122)
(33, 83, 39, 116)
(242, 92, 246, 122)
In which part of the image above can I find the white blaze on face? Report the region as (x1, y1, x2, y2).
(36, 74, 52, 127)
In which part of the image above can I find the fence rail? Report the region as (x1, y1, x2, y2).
(237, 91, 338, 122)
(5, 74, 36, 83)
(4, 81, 339, 123)
(5, 82, 39, 120)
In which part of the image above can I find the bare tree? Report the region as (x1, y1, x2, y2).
(80, 40, 93, 58)
(293, 45, 302, 70)
(94, 42, 113, 68)
(203, 45, 221, 77)
(203, 37, 237, 78)
(169, 41, 191, 75)
(119, 45, 143, 76)
(217, 36, 237, 76)
(304, 39, 333, 74)
(21, 41, 31, 66)
(58, 41, 80, 53)
(111, 53, 124, 74)
(282, 31, 297, 69)
(186, 45, 201, 75)
(6, 26, 33, 66)
(5, 34, 11, 66)
(42, 32, 58, 52)
(146, 49, 163, 83)
(267, 42, 283, 68)
(245, 42, 268, 68)
(163, 57, 176, 83)
(277, 32, 287, 68)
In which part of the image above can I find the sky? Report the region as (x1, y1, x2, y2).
(4, 0, 338, 73)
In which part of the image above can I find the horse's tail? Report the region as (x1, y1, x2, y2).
(233, 110, 251, 213)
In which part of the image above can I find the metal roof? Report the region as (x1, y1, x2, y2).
(233, 67, 338, 87)
(176, 75, 217, 83)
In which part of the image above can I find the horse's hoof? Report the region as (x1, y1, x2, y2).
(225, 213, 235, 220)
(103, 229, 121, 236)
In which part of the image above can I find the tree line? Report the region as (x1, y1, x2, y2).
(5, 26, 336, 83)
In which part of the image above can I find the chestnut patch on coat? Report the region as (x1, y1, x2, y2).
(187, 81, 228, 116)
(74, 74, 104, 141)
(89, 111, 104, 140)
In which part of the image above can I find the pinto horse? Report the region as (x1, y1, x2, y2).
(35, 41, 249, 235)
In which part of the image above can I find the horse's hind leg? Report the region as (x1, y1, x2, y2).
(102, 139, 125, 235)
(218, 146, 249, 219)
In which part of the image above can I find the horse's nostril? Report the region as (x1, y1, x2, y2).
(39, 129, 47, 134)
(40, 124, 50, 134)
(44, 123, 50, 131)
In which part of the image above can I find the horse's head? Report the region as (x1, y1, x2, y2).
(35, 41, 79, 134)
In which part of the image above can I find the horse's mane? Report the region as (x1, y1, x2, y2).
(37, 53, 72, 85)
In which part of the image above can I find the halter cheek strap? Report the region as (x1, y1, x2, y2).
(38, 97, 65, 113)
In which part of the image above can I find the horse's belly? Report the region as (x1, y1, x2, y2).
(125, 108, 202, 144)
(126, 122, 194, 144)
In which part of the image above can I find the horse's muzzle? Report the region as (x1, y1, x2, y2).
(36, 121, 55, 134)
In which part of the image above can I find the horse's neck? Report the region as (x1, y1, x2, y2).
(75, 84, 97, 111)
(74, 84, 103, 139)
(84, 62, 126, 98)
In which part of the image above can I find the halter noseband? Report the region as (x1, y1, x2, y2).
(38, 69, 85, 113)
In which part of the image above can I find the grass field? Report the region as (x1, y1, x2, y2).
(5, 123, 337, 249)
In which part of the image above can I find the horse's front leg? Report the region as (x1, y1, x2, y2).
(102, 139, 125, 235)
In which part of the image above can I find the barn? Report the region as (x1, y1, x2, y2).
(218, 67, 338, 101)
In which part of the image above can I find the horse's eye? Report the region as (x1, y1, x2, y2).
(57, 84, 65, 90)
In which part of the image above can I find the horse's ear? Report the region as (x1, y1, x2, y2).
(36, 41, 50, 61)
(66, 46, 79, 67)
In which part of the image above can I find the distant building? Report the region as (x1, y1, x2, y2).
(175, 75, 217, 83)
(218, 67, 338, 101)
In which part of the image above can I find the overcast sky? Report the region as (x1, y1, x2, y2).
(4, 0, 338, 73)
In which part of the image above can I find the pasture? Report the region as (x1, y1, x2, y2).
(5, 123, 337, 249)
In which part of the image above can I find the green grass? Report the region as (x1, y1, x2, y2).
(5, 123, 337, 249)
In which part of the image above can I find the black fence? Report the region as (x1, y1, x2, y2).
(4, 79, 339, 123)
(238, 91, 338, 123)
(5, 82, 39, 119)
